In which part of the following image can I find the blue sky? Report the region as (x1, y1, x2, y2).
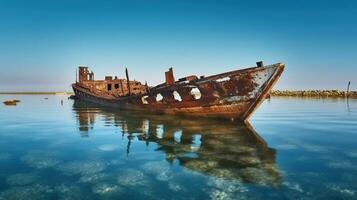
(0, 0, 356, 92)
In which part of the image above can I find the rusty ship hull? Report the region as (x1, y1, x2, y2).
(72, 62, 284, 121)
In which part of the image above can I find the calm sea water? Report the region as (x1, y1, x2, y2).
(0, 95, 356, 200)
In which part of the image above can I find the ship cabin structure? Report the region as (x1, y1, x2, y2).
(76, 66, 147, 98)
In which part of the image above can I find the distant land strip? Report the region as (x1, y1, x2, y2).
(271, 90, 357, 98)
(0, 92, 74, 95)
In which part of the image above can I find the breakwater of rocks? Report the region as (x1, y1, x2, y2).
(271, 90, 357, 98)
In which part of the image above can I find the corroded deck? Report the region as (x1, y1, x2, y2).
(73, 62, 284, 121)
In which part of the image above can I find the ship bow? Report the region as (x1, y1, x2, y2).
(240, 63, 285, 121)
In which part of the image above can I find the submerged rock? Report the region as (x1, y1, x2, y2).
(0, 184, 54, 200)
(327, 161, 356, 170)
(57, 160, 107, 176)
(327, 184, 356, 196)
(109, 159, 124, 166)
(142, 161, 173, 181)
(78, 173, 107, 183)
(6, 173, 39, 186)
(55, 184, 82, 200)
(208, 177, 248, 193)
(168, 182, 184, 192)
(21, 151, 60, 169)
(92, 183, 123, 196)
(301, 144, 330, 153)
(282, 182, 304, 193)
(209, 189, 232, 200)
(117, 169, 146, 186)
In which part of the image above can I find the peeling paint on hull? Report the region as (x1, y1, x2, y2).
(72, 63, 284, 121)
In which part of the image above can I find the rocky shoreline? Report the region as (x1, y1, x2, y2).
(271, 90, 357, 98)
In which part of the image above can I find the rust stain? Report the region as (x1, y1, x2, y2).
(72, 62, 285, 121)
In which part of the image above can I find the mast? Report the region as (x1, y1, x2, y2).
(145, 81, 149, 93)
(125, 68, 131, 95)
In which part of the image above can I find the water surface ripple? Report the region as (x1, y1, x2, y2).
(0, 95, 356, 199)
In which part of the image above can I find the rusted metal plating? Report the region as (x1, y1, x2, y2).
(72, 62, 284, 121)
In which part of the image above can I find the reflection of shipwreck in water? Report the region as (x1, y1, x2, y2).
(72, 61, 284, 121)
(73, 100, 281, 186)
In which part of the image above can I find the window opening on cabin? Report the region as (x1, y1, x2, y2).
(114, 84, 119, 89)
(107, 84, 112, 91)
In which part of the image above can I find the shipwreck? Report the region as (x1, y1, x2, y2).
(72, 61, 284, 121)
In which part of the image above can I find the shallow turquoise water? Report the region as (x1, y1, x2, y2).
(0, 95, 356, 200)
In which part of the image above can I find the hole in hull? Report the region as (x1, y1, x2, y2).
(141, 95, 149, 104)
(190, 87, 202, 100)
(173, 91, 182, 101)
(156, 93, 163, 101)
